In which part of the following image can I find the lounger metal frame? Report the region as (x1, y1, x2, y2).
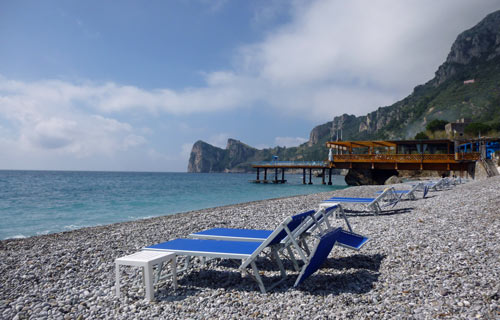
(143, 215, 314, 293)
(321, 187, 399, 215)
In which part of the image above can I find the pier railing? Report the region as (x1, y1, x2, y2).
(331, 153, 481, 163)
(252, 161, 328, 168)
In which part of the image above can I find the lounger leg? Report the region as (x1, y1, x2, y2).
(184, 256, 191, 271)
(286, 246, 300, 271)
(145, 264, 154, 301)
(272, 249, 286, 279)
(301, 240, 311, 256)
(115, 263, 121, 298)
(340, 207, 353, 233)
(171, 257, 178, 290)
(323, 213, 332, 229)
(250, 261, 267, 293)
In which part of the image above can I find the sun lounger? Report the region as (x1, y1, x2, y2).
(376, 182, 429, 200)
(321, 187, 399, 215)
(189, 209, 317, 242)
(143, 214, 314, 293)
(293, 224, 371, 288)
(189, 205, 368, 252)
(188, 209, 320, 271)
(424, 178, 452, 191)
(293, 227, 342, 287)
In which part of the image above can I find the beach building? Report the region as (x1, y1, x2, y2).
(445, 118, 471, 138)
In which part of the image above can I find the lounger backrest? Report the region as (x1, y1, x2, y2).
(268, 209, 315, 246)
(294, 227, 342, 287)
(408, 183, 420, 194)
(374, 187, 398, 205)
(291, 205, 339, 238)
(240, 210, 315, 270)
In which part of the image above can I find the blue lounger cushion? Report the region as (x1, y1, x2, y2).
(294, 227, 342, 287)
(190, 209, 316, 244)
(324, 197, 375, 203)
(336, 230, 369, 250)
(191, 228, 368, 251)
(146, 238, 261, 257)
(192, 228, 273, 241)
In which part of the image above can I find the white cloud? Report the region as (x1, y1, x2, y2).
(241, 0, 500, 94)
(0, 78, 147, 159)
(2, 1, 497, 124)
(275, 136, 308, 147)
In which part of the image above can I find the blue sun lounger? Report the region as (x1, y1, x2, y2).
(294, 227, 343, 287)
(321, 187, 399, 215)
(376, 182, 429, 200)
(189, 205, 369, 252)
(189, 209, 317, 242)
(421, 177, 454, 191)
(294, 226, 371, 287)
(143, 214, 314, 293)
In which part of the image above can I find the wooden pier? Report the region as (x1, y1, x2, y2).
(326, 140, 480, 172)
(252, 139, 484, 185)
(251, 161, 333, 185)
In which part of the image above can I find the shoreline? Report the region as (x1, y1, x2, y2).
(1, 177, 499, 318)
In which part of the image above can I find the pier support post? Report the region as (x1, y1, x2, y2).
(328, 168, 332, 185)
(281, 169, 285, 183)
(308, 168, 313, 185)
(302, 169, 306, 184)
(274, 168, 278, 183)
(256, 168, 260, 182)
(264, 168, 267, 183)
(322, 168, 326, 184)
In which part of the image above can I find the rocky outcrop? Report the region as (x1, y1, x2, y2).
(188, 139, 260, 173)
(308, 122, 332, 146)
(187, 141, 227, 173)
(433, 10, 500, 86)
(226, 139, 257, 169)
(345, 169, 399, 186)
(307, 114, 362, 146)
(385, 175, 403, 185)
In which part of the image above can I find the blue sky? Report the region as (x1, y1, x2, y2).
(1, 0, 499, 172)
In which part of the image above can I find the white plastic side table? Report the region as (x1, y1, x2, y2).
(115, 251, 177, 301)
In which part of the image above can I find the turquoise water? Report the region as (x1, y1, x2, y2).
(0, 170, 346, 240)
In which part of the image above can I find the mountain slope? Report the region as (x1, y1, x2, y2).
(188, 10, 500, 173)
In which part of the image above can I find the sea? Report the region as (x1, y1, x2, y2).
(0, 170, 347, 240)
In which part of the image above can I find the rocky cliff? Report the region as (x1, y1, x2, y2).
(307, 9, 500, 144)
(187, 141, 227, 173)
(187, 139, 260, 173)
(188, 10, 500, 173)
(433, 10, 500, 86)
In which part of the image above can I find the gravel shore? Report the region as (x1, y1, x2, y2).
(1, 176, 499, 319)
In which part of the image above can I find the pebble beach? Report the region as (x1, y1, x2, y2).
(1, 176, 499, 319)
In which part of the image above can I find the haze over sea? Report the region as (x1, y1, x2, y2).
(0, 170, 346, 240)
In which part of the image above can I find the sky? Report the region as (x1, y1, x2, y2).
(1, 0, 499, 172)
